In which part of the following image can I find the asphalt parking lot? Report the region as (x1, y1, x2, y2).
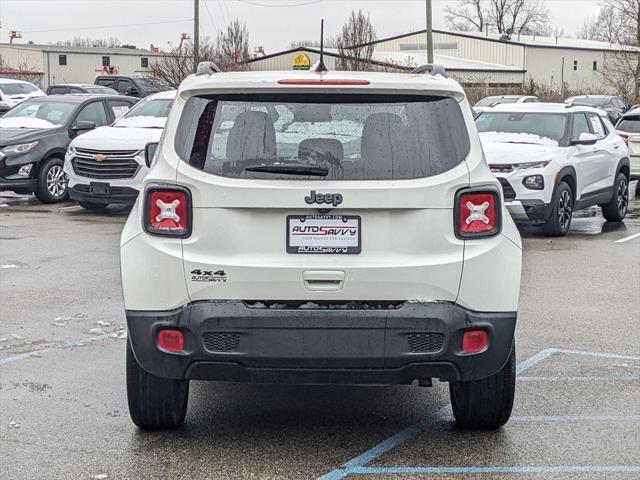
(1, 189, 639, 480)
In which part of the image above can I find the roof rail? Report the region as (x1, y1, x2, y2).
(410, 63, 446, 77)
(196, 61, 220, 76)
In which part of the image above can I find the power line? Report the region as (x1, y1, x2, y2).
(234, 0, 323, 7)
(217, 0, 229, 25)
(22, 18, 193, 34)
(203, 0, 221, 31)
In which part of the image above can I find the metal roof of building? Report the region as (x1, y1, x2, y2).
(0, 43, 165, 56)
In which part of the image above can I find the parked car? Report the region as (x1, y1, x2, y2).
(0, 94, 138, 202)
(121, 64, 522, 430)
(94, 75, 171, 98)
(565, 95, 628, 124)
(46, 83, 119, 96)
(615, 107, 640, 187)
(0, 79, 45, 116)
(65, 90, 176, 210)
(477, 103, 630, 236)
(474, 95, 540, 114)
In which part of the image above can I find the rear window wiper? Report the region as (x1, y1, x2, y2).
(244, 164, 329, 176)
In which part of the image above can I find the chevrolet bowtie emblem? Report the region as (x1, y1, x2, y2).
(94, 154, 106, 162)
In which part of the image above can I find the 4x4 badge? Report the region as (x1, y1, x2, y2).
(190, 269, 227, 283)
(305, 190, 343, 207)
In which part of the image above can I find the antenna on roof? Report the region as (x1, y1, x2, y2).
(312, 18, 329, 73)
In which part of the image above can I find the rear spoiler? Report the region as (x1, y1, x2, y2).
(411, 64, 446, 77)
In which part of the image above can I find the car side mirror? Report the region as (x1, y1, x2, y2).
(571, 132, 598, 146)
(144, 142, 159, 168)
(70, 120, 96, 134)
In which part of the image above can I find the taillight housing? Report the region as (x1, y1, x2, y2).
(143, 185, 192, 238)
(454, 186, 501, 239)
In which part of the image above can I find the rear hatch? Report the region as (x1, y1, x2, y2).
(174, 91, 472, 302)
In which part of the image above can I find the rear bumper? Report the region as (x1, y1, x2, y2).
(127, 301, 517, 384)
(69, 184, 139, 205)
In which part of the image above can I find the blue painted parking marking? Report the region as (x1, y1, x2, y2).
(317, 348, 640, 480)
(347, 465, 640, 475)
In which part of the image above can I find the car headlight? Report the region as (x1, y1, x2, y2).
(512, 160, 550, 171)
(0, 141, 39, 158)
(66, 145, 77, 158)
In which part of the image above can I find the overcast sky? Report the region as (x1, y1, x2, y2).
(1, 0, 600, 52)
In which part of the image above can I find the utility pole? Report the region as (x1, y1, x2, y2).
(194, 0, 200, 70)
(426, 0, 434, 64)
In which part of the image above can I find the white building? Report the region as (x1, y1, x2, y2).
(247, 29, 639, 94)
(0, 43, 166, 88)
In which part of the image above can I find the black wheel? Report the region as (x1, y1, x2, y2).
(78, 201, 108, 211)
(543, 181, 573, 237)
(34, 157, 68, 203)
(126, 340, 189, 429)
(601, 173, 629, 222)
(449, 345, 515, 430)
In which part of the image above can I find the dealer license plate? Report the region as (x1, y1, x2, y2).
(286, 215, 361, 254)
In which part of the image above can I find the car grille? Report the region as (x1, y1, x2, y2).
(71, 147, 140, 180)
(497, 177, 517, 201)
(203, 333, 241, 353)
(407, 333, 444, 353)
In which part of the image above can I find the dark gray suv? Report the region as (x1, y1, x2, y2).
(0, 94, 137, 202)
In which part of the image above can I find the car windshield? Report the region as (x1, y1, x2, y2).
(115, 98, 173, 128)
(618, 117, 640, 133)
(476, 112, 567, 145)
(475, 97, 519, 107)
(84, 86, 118, 94)
(174, 93, 470, 180)
(0, 82, 40, 96)
(569, 97, 609, 107)
(135, 78, 171, 91)
(0, 100, 76, 128)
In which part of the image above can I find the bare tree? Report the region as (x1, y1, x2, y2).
(213, 20, 250, 71)
(579, 1, 639, 102)
(147, 38, 217, 88)
(147, 20, 250, 87)
(54, 36, 121, 48)
(335, 10, 377, 71)
(289, 36, 339, 49)
(444, 0, 486, 31)
(445, 0, 550, 35)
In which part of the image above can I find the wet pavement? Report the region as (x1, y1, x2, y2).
(1, 188, 639, 480)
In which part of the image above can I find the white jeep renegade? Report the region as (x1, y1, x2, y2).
(121, 64, 522, 430)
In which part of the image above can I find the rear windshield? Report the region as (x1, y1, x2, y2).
(0, 82, 39, 96)
(618, 117, 640, 133)
(174, 94, 469, 180)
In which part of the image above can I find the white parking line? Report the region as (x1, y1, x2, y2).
(615, 232, 640, 243)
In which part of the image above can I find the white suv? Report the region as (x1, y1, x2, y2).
(121, 64, 522, 430)
(477, 103, 630, 236)
(65, 90, 176, 210)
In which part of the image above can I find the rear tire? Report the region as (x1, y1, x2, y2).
(126, 340, 189, 429)
(542, 181, 573, 237)
(78, 201, 108, 211)
(601, 173, 629, 222)
(35, 157, 68, 203)
(449, 345, 515, 430)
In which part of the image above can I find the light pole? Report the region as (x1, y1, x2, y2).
(426, 0, 434, 64)
(194, 0, 200, 70)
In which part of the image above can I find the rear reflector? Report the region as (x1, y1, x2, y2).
(143, 186, 192, 238)
(462, 330, 488, 353)
(455, 188, 501, 239)
(277, 79, 371, 86)
(158, 329, 184, 353)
